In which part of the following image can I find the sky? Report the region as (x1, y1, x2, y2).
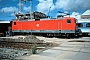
(0, 0, 90, 20)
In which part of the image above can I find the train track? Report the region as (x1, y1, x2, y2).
(0, 41, 58, 49)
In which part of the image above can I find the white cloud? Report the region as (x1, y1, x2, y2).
(58, 10, 90, 19)
(36, 0, 90, 16)
(55, 11, 81, 19)
(36, 0, 90, 18)
(70, 12, 81, 19)
(36, 0, 55, 14)
(55, 11, 69, 18)
(0, 6, 18, 13)
(55, 0, 69, 9)
(11, 13, 15, 16)
(24, 6, 30, 12)
(72, 12, 80, 16)
(55, 0, 90, 11)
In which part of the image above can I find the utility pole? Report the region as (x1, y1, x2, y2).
(30, 0, 32, 20)
(19, 0, 22, 13)
(19, 0, 32, 19)
(48, 7, 51, 18)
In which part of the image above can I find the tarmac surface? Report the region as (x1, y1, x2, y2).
(15, 37, 90, 60)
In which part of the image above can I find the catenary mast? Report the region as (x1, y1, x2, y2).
(30, 0, 32, 20)
(19, 0, 32, 19)
(19, 0, 22, 13)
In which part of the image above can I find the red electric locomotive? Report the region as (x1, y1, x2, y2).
(12, 12, 79, 38)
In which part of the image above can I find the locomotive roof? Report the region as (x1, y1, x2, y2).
(12, 17, 75, 22)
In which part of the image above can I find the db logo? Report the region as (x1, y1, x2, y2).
(36, 24, 39, 27)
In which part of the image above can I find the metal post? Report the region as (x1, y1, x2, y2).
(19, 0, 22, 13)
(48, 7, 51, 18)
(30, 0, 32, 20)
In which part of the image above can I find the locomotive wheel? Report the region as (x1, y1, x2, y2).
(66, 34, 70, 39)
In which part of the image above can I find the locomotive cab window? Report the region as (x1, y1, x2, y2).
(86, 23, 90, 27)
(14, 22, 16, 25)
(67, 19, 71, 23)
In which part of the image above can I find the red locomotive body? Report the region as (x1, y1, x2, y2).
(12, 17, 78, 37)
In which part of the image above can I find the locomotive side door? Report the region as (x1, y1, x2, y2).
(18, 24, 22, 31)
(58, 22, 62, 33)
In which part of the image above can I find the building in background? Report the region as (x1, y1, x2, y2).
(77, 10, 90, 23)
(81, 10, 90, 19)
(0, 20, 11, 36)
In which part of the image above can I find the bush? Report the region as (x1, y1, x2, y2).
(31, 44, 37, 54)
